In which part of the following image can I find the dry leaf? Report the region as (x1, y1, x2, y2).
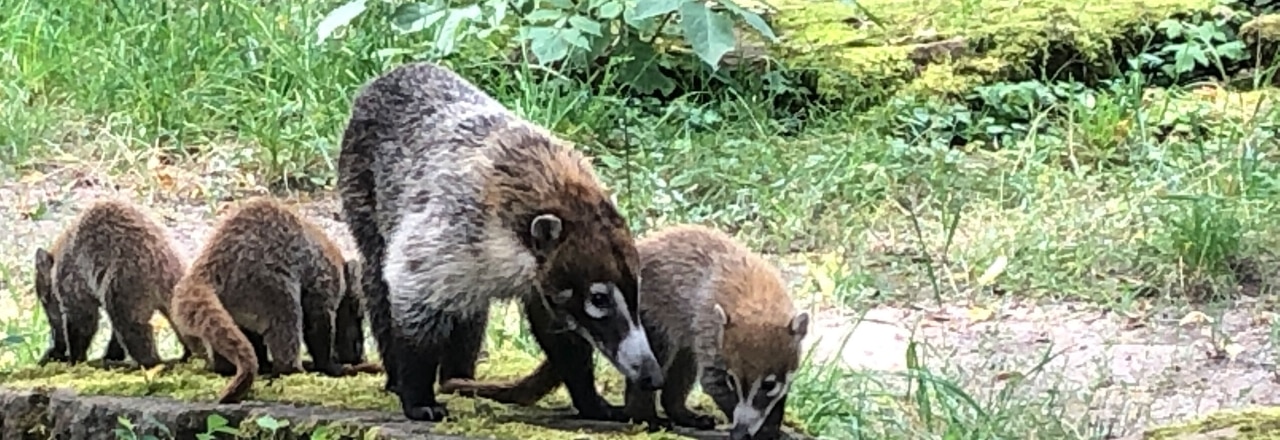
(967, 306, 994, 322)
(993, 371, 1023, 382)
(141, 363, 167, 381)
(976, 256, 1008, 286)
(1223, 343, 1245, 363)
(1179, 310, 1213, 326)
(19, 171, 47, 184)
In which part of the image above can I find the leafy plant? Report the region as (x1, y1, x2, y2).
(196, 414, 241, 440)
(316, 0, 781, 95)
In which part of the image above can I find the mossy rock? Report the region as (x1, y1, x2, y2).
(0, 345, 812, 439)
(746, 0, 1224, 102)
(1128, 407, 1280, 439)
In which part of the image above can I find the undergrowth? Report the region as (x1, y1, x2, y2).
(2, 0, 1280, 439)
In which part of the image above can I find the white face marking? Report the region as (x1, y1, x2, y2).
(731, 374, 794, 436)
(608, 282, 654, 379)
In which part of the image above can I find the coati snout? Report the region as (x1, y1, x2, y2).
(550, 280, 664, 390)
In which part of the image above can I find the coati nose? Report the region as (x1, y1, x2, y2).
(637, 368, 664, 391)
(635, 357, 665, 391)
(728, 424, 752, 440)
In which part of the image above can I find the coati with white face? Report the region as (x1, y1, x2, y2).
(33, 198, 193, 368)
(440, 224, 810, 440)
(336, 61, 664, 422)
(169, 197, 350, 404)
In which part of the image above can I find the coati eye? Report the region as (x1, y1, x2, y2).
(590, 292, 611, 310)
(584, 282, 617, 319)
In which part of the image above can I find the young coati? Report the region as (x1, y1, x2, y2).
(169, 197, 349, 404)
(439, 224, 810, 440)
(33, 198, 192, 368)
(337, 61, 664, 422)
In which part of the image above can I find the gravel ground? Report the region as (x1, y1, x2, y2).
(2, 170, 1277, 438)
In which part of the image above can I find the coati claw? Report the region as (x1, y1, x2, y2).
(404, 404, 449, 422)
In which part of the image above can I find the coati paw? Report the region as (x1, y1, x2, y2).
(671, 413, 718, 431)
(403, 404, 449, 422)
(639, 417, 675, 433)
(575, 404, 630, 422)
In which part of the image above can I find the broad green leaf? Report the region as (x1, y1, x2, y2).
(717, 0, 777, 42)
(524, 8, 565, 24)
(545, 0, 575, 8)
(314, 0, 367, 44)
(597, 0, 623, 19)
(632, 0, 684, 20)
(528, 26, 571, 64)
(391, 1, 448, 34)
(560, 27, 592, 51)
(568, 14, 603, 37)
(678, 2, 736, 69)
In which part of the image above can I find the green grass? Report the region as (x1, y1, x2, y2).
(2, 0, 1280, 439)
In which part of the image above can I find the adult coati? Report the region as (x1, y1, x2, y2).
(337, 61, 664, 422)
(33, 198, 192, 368)
(440, 224, 810, 440)
(169, 197, 350, 404)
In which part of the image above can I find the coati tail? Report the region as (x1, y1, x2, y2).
(174, 282, 258, 404)
(438, 359, 561, 406)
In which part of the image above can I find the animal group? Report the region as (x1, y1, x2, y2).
(30, 62, 811, 440)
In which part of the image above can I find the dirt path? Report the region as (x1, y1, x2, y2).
(3, 174, 1276, 438)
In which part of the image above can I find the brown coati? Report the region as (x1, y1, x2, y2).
(169, 197, 350, 404)
(439, 224, 810, 440)
(32, 198, 192, 368)
(336, 61, 664, 422)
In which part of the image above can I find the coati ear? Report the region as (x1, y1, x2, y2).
(34, 248, 54, 274)
(789, 312, 810, 339)
(714, 303, 732, 328)
(529, 214, 563, 254)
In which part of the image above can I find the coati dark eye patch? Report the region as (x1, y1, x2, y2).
(584, 282, 617, 319)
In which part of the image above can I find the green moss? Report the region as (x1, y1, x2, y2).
(762, 0, 1219, 101)
(0, 342, 808, 439)
(1144, 407, 1280, 439)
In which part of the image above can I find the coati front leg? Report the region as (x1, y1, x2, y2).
(659, 348, 718, 430)
(301, 284, 344, 377)
(438, 312, 487, 385)
(360, 247, 399, 393)
(522, 295, 628, 422)
(103, 292, 163, 368)
(333, 270, 366, 366)
(392, 305, 453, 422)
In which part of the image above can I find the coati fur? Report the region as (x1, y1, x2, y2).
(337, 61, 664, 422)
(169, 197, 350, 404)
(33, 198, 192, 368)
(439, 224, 810, 440)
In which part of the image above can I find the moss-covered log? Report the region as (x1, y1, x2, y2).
(0, 359, 813, 440)
(757, 0, 1228, 101)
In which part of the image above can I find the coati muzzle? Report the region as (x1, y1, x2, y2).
(558, 281, 664, 390)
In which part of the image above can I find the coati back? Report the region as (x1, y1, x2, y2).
(441, 224, 810, 440)
(170, 197, 349, 404)
(337, 61, 663, 422)
(33, 198, 191, 368)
